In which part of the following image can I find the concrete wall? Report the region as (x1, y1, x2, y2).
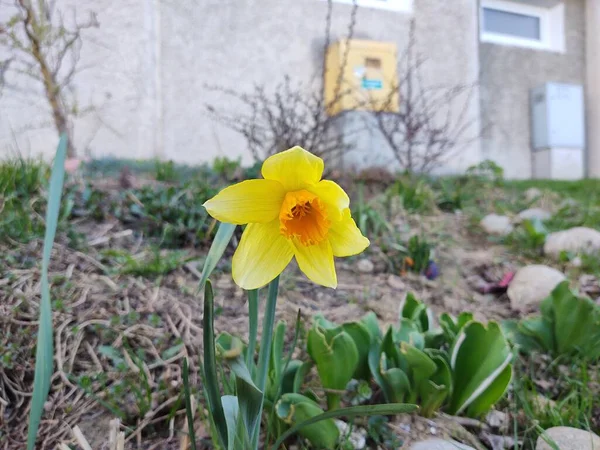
(0, 0, 480, 173)
(479, 0, 586, 179)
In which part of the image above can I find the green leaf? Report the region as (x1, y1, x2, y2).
(229, 357, 263, 440)
(202, 281, 228, 448)
(272, 401, 418, 450)
(394, 318, 424, 350)
(382, 327, 403, 369)
(341, 322, 372, 380)
(268, 321, 287, 397)
(400, 292, 432, 332)
(215, 333, 245, 360)
(199, 222, 236, 291)
(360, 312, 382, 341)
(549, 281, 600, 358)
(419, 351, 452, 417)
(308, 324, 359, 410)
(400, 342, 437, 385)
(252, 276, 280, 448)
(293, 361, 312, 394)
(465, 364, 512, 418)
(276, 393, 339, 449)
(448, 321, 512, 417)
(97, 345, 125, 367)
(381, 367, 411, 403)
(183, 358, 197, 450)
(221, 395, 240, 450)
(281, 360, 303, 394)
(515, 317, 554, 354)
(246, 289, 259, 371)
(27, 134, 68, 450)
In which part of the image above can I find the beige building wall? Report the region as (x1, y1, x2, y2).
(479, 0, 587, 179)
(0, 0, 481, 173)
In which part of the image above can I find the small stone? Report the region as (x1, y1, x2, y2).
(525, 187, 542, 202)
(335, 420, 367, 449)
(480, 214, 513, 235)
(516, 208, 552, 222)
(410, 439, 475, 450)
(507, 265, 566, 312)
(486, 410, 508, 431)
(357, 258, 375, 273)
(536, 426, 600, 450)
(387, 274, 406, 290)
(544, 227, 600, 258)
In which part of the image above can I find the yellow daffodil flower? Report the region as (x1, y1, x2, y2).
(203, 146, 370, 289)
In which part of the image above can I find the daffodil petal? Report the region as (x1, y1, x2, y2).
(328, 208, 370, 257)
(203, 179, 285, 224)
(232, 220, 294, 289)
(308, 180, 349, 222)
(261, 147, 324, 191)
(292, 239, 337, 288)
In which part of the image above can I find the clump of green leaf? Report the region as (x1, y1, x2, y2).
(466, 159, 504, 186)
(100, 247, 192, 277)
(308, 293, 512, 419)
(113, 181, 217, 247)
(504, 218, 548, 258)
(351, 184, 391, 239)
(504, 281, 600, 360)
(387, 179, 435, 214)
(213, 156, 242, 180)
(154, 159, 177, 182)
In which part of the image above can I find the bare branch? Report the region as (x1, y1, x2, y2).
(371, 19, 480, 174)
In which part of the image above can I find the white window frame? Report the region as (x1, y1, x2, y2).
(480, 0, 565, 53)
(327, 0, 412, 13)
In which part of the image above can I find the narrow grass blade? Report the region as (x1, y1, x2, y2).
(183, 358, 197, 450)
(199, 222, 236, 291)
(202, 281, 229, 448)
(27, 134, 68, 450)
(271, 403, 418, 450)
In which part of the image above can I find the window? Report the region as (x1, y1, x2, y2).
(480, 0, 565, 52)
(327, 0, 412, 13)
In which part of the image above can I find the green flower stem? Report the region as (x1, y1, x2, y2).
(251, 276, 280, 449)
(246, 289, 259, 373)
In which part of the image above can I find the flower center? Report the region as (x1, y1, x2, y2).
(279, 190, 330, 246)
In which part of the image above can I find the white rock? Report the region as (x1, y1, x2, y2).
(536, 426, 600, 450)
(517, 208, 552, 222)
(525, 187, 542, 202)
(335, 420, 367, 449)
(356, 258, 375, 273)
(480, 214, 513, 235)
(410, 439, 474, 450)
(507, 265, 566, 311)
(544, 227, 600, 258)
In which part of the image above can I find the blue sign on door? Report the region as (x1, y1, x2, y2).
(362, 79, 383, 90)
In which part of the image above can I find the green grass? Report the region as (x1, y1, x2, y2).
(100, 247, 192, 277)
(0, 158, 53, 243)
(504, 179, 600, 204)
(511, 356, 598, 449)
